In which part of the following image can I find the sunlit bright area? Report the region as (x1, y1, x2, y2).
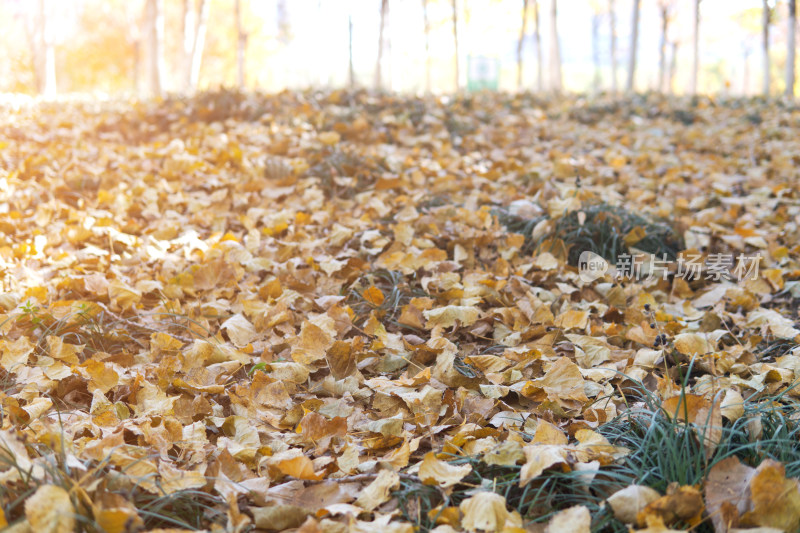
(2, 0, 798, 97)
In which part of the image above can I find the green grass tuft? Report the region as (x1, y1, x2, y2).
(493, 202, 683, 266)
(552, 203, 683, 266)
(345, 269, 428, 331)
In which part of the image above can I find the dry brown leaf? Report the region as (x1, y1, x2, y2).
(704, 456, 757, 533)
(637, 485, 704, 528)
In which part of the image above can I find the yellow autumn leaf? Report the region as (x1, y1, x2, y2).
(355, 469, 400, 511)
(423, 305, 480, 328)
(418, 452, 472, 488)
(673, 333, 714, 356)
(269, 450, 324, 481)
(318, 131, 341, 145)
(25, 485, 75, 533)
(554, 309, 589, 330)
(623, 226, 647, 247)
(459, 491, 522, 532)
(291, 320, 334, 365)
(362, 285, 385, 306)
(520, 445, 568, 485)
(607, 485, 661, 524)
(545, 505, 591, 533)
(221, 312, 257, 347)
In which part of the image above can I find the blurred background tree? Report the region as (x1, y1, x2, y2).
(0, 0, 796, 97)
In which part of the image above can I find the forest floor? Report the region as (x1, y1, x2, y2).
(1, 90, 799, 533)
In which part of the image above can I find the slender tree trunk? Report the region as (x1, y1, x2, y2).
(549, 0, 561, 92)
(763, 0, 770, 95)
(691, 0, 700, 94)
(669, 41, 678, 94)
(658, 4, 668, 92)
(626, 0, 640, 92)
(348, 14, 355, 87)
(133, 37, 141, 93)
(375, 0, 387, 89)
(144, 0, 164, 96)
(36, 0, 56, 97)
(25, 6, 44, 94)
(121, 2, 142, 93)
(277, 0, 290, 43)
(235, 0, 247, 89)
(180, 0, 194, 90)
(422, 0, 431, 93)
(452, 0, 460, 91)
(386, 1, 392, 90)
(786, 0, 796, 97)
(533, 0, 542, 91)
(315, 0, 327, 86)
(189, 0, 209, 89)
(743, 45, 751, 95)
(609, 0, 617, 93)
(592, 11, 601, 90)
(517, 0, 529, 91)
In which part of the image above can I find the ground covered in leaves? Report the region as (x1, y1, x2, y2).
(1, 90, 800, 533)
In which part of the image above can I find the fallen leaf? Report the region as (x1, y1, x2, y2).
(545, 505, 591, 533)
(608, 485, 661, 524)
(25, 485, 75, 533)
(424, 306, 480, 329)
(221, 313, 257, 347)
(741, 459, 800, 531)
(355, 469, 400, 512)
(419, 452, 472, 488)
(637, 485, 704, 528)
(459, 491, 522, 532)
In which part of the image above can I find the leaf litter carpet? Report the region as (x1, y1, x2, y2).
(0, 91, 800, 532)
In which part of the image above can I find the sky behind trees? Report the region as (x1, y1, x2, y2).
(1, 0, 797, 96)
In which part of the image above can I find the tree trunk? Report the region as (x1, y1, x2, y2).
(691, 0, 700, 94)
(277, 0, 290, 43)
(549, 0, 561, 92)
(591, 11, 601, 90)
(349, 14, 355, 87)
(452, 0, 459, 91)
(763, 0, 770, 95)
(35, 0, 56, 97)
(422, 0, 431, 93)
(609, 0, 617, 93)
(189, 0, 209, 90)
(120, 2, 142, 93)
(235, 0, 247, 89)
(144, 0, 165, 96)
(669, 41, 678, 94)
(626, 0, 640, 92)
(180, 0, 194, 90)
(133, 37, 141, 93)
(533, 0, 542, 91)
(786, 0, 796, 97)
(743, 45, 751, 95)
(658, 4, 668, 92)
(517, 0, 529, 91)
(375, 0, 388, 89)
